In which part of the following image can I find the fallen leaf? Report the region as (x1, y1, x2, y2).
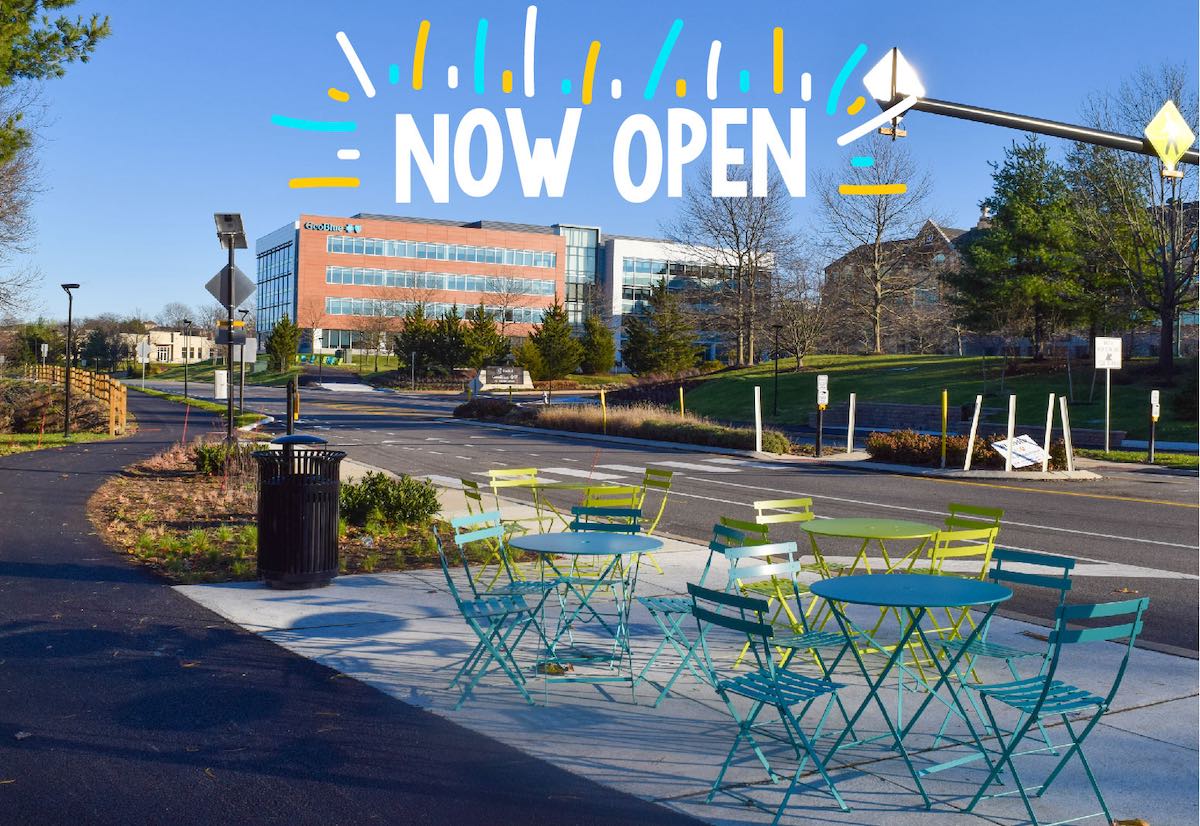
(204, 768, 216, 780)
(1113, 587, 1139, 595)
(13, 731, 32, 740)
(180, 661, 200, 668)
(0, 779, 15, 785)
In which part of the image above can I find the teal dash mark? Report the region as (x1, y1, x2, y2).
(644, 18, 684, 100)
(851, 156, 875, 167)
(270, 114, 357, 132)
(826, 43, 868, 115)
(561, 78, 572, 94)
(389, 64, 400, 84)
(739, 69, 750, 93)
(474, 18, 488, 94)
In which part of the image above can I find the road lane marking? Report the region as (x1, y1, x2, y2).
(911, 473, 1199, 509)
(473, 471, 555, 482)
(656, 460, 739, 473)
(540, 467, 626, 481)
(598, 464, 662, 474)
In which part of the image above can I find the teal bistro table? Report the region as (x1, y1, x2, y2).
(507, 531, 662, 684)
(810, 573, 1012, 809)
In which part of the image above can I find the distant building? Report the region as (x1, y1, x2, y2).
(118, 327, 215, 363)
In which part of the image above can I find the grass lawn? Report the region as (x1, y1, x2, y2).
(129, 385, 266, 427)
(0, 431, 116, 457)
(1075, 448, 1198, 470)
(149, 362, 302, 388)
(682, 354, 1198, 442)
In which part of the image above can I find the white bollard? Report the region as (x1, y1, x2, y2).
(964, 394, 982, 471)
(753, 386, 763, 453)
(1042, 393, 1055, 472)
(1059, 396, 1076, 472)
(1005, 395, 1017, 472)
(846, 392, 857, 454)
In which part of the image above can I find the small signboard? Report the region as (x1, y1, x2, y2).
(40, 343, 48, 358)
(1094, 337, 1122, 371)
(215, 327, 247, 346)
(816, 374, 829, 407)
(136, 341, 152, 364)
(990, 434, 1047, 469)
(1151, 389, 1161, 421)
(486, 365, 524, 386)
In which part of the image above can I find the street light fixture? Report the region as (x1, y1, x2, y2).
(182, 318, 193, 399)
(61, 283, 80, 437)
(771, 322, 784, 417)
(214, 212, 247, 443)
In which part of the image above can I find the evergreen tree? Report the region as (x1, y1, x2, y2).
(393, 305, 436, 376)
(950, 137, 1082, 358)
(513, 338, 545, 381)
(620, 281, 698, 375)
(464, 303, 510, 368)
(431, 304, 469, 371)
(528, 301, 582, 380)
(579, 314, 616, 375)
(265, 314, 300, 371)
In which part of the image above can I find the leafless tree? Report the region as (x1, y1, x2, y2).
(816, 134, 938, 354)
(771, 252, 829, 370)
(665, 165, 796, 365)
(156, 301, 194, 330)
(1067, 64, 1198, 371)
(486, 267, 539, 338)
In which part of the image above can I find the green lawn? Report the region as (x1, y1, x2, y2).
(0, 431, 116, 457)
(683, 354, 1198, 442)
(149, 362, 302, 388)
(129, 386, 266, 427)
(1075, 448, 1198, 470)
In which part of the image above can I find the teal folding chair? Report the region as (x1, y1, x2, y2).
(930, 547, 1076, 757)
(965, 597, 1150, 826)
(635, 520, 768, 707)
(688, 583, 850, 823)
(433, 532, 539, 709)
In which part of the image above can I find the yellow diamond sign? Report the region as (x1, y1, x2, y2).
(1144, 100, 1195, 171)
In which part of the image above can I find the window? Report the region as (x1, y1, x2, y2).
(156, 345, 171, 362)
(326, 235, 556, 268)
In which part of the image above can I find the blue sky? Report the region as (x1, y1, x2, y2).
(14, 0, 1198, 320)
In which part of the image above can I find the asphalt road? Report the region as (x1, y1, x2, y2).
(151, 380, 1200, 655)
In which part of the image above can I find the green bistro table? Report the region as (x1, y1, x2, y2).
(811, 574, 1012, 809)
(508, 531, 662, 684)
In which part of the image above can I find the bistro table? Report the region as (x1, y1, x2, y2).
(810, 573, 1012, 809)
(508, 531, 662, 684)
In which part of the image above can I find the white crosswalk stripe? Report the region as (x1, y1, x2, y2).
(596, 464, 655, 474)
(472, 471, 558, 483)
(655, 460, 739, 473)
(539, 467, 626, 481)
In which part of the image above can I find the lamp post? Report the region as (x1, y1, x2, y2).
(238, 308, 250, 417)
(182, 318, 193, 399)
(61, 283, 80, 437)
(214, 213, 247, 443)
(771, 322, 783, 416)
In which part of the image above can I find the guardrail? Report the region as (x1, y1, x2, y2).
(24, 365, 129, 436)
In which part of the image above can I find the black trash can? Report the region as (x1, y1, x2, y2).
(253, 434, 346, 589)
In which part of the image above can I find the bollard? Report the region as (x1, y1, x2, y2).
(679, 385, 685, 418)
(846, 392, 856, 454)
(939, 388, 948, 469)
(1058, 397, 1075, 472)
(600, 387, 608, 434)
(286, 379, 296, 435)
(1042, 393, 1055, 472)
(753, 386, 763, 453)
(1005, 395, 1016, 472)
(964, 394, 982, 471)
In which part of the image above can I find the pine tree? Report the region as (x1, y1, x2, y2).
(393, 305, 435, 376)
(579, 314, 616, 375)
(464, 303, 510, 369)
(431, 304, 469, 371)
(265, 314, 300, 371)
(528, 301, 582, 380)
(620, 281, 698, 375)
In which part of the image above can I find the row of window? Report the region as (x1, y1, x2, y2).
(324, 297, 546, 323)
(324, 266, 556, 296)
(621, 257, 738, 280)
(327, 235, 557, 269)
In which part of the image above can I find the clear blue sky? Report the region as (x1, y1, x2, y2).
(15, 0, 1198, 320)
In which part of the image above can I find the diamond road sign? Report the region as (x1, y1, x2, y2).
(205, 265, 256, 309)
(1144, 101, 1196, 172)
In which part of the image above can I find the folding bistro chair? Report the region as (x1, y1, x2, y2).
(635, 520, 767, 706)
(945, 502, 1005, 531)
(919, 526, 1000, 642)
(723, 516, 804, 665)
(460, 479, 528, 587)
(966, 597, 1150, 826)
(929, 547, 1076, 758)
(434, 531, 540, 709)
(688, 583, 850, 822)
(486, 467, 551, 533)
(637, 468, 675, 536)
(590, 480, 669, 573)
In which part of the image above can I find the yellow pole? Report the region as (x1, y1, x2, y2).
(940, 388, 948, 469)
(679, 385, 685, 418)
(600, 388, 608, 434)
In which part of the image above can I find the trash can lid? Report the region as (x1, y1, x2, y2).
(271, 434, 328, 446)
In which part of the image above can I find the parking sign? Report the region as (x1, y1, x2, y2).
(816, 374, 829, 407)
(1094, 337, 1122, 371)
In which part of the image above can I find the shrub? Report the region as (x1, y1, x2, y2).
(191, 442, 254, 475)
(340, 471, 441, 527)
(866, 429, 1066, 470)
(453, 398, 517, 420)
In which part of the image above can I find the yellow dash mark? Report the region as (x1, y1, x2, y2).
(675, 78, 686, 98)
(839, 183, 908, 195)
(288, 177, 361, 189)
(772, 27, 784, 93)
(502, 69, 513, 94)
(327, 88, 350, 102)
(581, 40, 601, 105)
(412, 19, 431, 90)
(847, 95, 866, 115)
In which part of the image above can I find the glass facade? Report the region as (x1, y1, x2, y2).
(256, 241, 296, 335)
(325, 297, 544, 324)
(559, 226, 601, 324)
(327, 235, 556, 268)
(323, 329, 361, 348)
(619, 257, 733, 315)
(325, 266, 555, 296)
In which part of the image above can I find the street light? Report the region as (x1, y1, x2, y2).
(182, 318, 193, 399)
(771, 322, 783, 416)
(61, 283, 80, 437)
(214, 212, 247, 443)
(238, 308, 251, 417)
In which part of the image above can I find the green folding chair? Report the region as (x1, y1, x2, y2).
(945, 502, 1005, 531)
(688, 583, 850, 822)
(486, 467, 550, 533)
(462, 477, 531, 584)
(635, 520, 767, 707)
(965, 597, 1150, 826)
(637, 468, 675, 536)
(433, 531, 540, 709)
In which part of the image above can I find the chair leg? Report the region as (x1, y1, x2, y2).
(1035, 713, 1109, 811)
(966, 696, 1042, 823)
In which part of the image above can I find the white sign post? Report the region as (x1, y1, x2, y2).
(846, 392, 857, 454)
(40, 342, 48, 365)
(136, 340, 151, 389)
(963, 394, 983, 471)
(815, 374, 829, 457)
(1094, 337, 1122, 452)
(753, 386, 763, 453)
(1149, 389, 1161, 463)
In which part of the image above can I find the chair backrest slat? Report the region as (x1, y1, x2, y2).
(1053, 620, 1144, 645)
(691, 604, 775, 638)
(1040, 597, 1149, 709)
(752, 497, 815, 527)
(992, 547, 1077, 569)
(991, 567, 1073, 591)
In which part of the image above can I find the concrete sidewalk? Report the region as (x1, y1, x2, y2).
(177, 488, 1199, 826)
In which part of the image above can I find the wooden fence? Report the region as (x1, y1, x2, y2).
(24, 365, 129, 436)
